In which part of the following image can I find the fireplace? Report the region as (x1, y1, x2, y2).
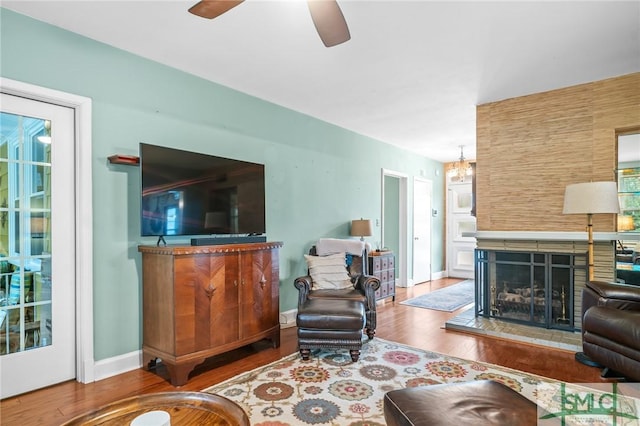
(475, 249, 587, 331)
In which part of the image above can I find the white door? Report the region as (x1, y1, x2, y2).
(382, 169, 408, 288)
(412, 178, 432, 284)
(0, 94, 76, 398)
(447, 182, 476, 279)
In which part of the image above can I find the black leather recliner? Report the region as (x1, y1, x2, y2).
(580, 280, 640, 381)
(294, 245, 380, 339)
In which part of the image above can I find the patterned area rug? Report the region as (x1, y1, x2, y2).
(203, 338, 557, 425)
(401, 279, 474, 312)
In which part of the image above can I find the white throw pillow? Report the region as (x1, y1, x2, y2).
(304, 252, 353, 290)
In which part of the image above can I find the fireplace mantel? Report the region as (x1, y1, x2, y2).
(464, 231, 634, 241)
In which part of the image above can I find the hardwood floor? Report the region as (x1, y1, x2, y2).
(1, 278, 606, 425)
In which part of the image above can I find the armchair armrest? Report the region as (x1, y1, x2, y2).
(294, 275, 313, 307)
(355, 274, 381, 307)
(586, 280, 640, 311)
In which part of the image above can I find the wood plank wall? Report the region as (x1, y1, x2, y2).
(476, 72, 640, 233)
(474, 72, 640, 304)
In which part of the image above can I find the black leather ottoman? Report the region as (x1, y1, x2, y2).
(296, 298, 365, 362)
(383, 380, 538, 426)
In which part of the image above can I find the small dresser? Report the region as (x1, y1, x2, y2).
(369, 251, 395, 301)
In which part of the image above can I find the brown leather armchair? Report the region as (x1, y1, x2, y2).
(294, 245, 380, 339)
(579, 280, 640, 380)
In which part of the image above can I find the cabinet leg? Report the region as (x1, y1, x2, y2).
(271, 329, 281, 348)
(164, 361, 202, 387)
(142, 352, 157, 370)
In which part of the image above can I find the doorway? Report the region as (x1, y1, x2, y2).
(381, 169, 407, 288)
(616, 131, 640, 285)
(447, 182, 476, 279)
(412, 177, 432, 284)
(0, 94, 76, 397)
(0, 78, 94, 397)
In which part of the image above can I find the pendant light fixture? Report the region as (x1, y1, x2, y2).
(447, 145, 473, 182)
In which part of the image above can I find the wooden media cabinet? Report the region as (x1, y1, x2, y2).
(138, 241, 282, 386)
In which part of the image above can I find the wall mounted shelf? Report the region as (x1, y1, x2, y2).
(108, 154, 139, 166)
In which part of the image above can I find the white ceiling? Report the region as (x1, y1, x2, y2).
(3, 1, 639, 162)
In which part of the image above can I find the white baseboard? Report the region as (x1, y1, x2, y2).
(396, 279, 414, 288)
(398, 270, 446, 287)
(432, 270, 447, 280)
(93, 350, 143, 382)
(91, 310, 300, 382)
(95, 281, 459, 382)
(280, 309, 297, 329)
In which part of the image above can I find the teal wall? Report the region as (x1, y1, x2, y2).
(1, 9, 445, 361)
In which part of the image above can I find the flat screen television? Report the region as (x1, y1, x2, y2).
(140, 143, 266, 239)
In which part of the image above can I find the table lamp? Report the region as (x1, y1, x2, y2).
(350, 219, 372, 241)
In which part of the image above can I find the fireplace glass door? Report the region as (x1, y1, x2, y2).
(475, 250, 587, 330)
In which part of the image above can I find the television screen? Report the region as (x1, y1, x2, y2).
(140, 143, 265, 237)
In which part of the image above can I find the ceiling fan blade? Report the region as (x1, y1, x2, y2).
(189, 0, 244, 19)
(307, 0, 350, 47)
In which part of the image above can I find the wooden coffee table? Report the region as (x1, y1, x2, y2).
(61, 391, 249, 425)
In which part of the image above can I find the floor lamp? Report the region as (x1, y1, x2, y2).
(562, 181, 620, 367)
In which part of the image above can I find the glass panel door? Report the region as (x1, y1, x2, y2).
(0, 113, 52, 355)
(447, 182, 476, 278)
(0, 93, 75, 398)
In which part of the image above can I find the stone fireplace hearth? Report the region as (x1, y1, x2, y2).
(446, 233, 617, 350)
(445, 308, 582, 351)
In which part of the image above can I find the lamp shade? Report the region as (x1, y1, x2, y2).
(618, 215, 635, 231)
(350, 219, 372, 237)
(562, 182, 620, 214)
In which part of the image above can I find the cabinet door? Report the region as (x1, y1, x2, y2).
(174, 254, 241, 355)
(173, 255, 203, 356)
(239, 249, 278, 338)
(370, 257, 382, 299)
(143, 253, 176, 354)
(370, 257, 381, 273)
(387, 257, 395, 295)
(207, 253, 240, 348)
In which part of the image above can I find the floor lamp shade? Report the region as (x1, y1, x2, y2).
(562, 182, 620, 215)
(350, 219, 372, 240)
(562, 181, 620, 282)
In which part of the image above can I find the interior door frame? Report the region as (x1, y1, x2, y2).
(412, 176, 433, 285)
(446, 181, 476, 279)
(1, 77, 94, 383)
(381, 169, 408, 287)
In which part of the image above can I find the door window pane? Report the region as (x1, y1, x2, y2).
(0, 112, 52, 354)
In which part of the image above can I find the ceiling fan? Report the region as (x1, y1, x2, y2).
(188, 0, 351, 47)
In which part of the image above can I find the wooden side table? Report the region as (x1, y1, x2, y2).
(61, 392, 249, 425)
(369, 251, 395, 301)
